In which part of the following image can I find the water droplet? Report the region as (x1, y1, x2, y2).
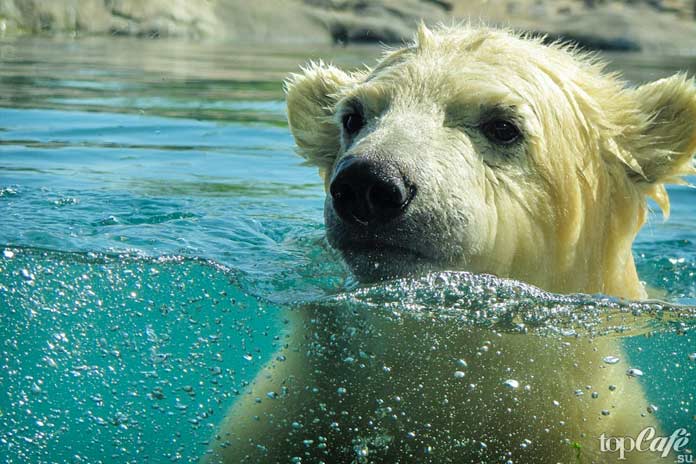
(647, 404, 658, 414)
(503, 379, 519, 389)
(591, 392, 599, 399)
(608, 384, 617, 391)
(574, 389, 584, 396)
(552, 400, 560, 407)
(267, 392, 277, 399)
(337, 387, 347, 395)
(3, 249, 14, 259)
(456, 359, 468, 368)
(603, 356, 620, 365)
(688, 352, 696, 362)
(626, 368, 644, 377)
(243, 353, 253, 362)
(601, 409, 610, 416)
(454, 371, 466, 379)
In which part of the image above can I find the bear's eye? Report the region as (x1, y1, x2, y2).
(481, 119, 521, 145)
(342, 111, 364, 136)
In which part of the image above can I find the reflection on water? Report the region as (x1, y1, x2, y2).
(1, 36, 696, 463)
(0, 37, 379, 121)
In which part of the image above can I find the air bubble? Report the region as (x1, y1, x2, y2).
(20, 269, 34, 281)
(503, 379, 519, 389)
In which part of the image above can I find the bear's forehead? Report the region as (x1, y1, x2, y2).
(369, 37, 576, 92)
(349, 30, 612, 121)
(355, 51, 554, 115)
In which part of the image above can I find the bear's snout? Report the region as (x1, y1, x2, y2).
(329, 156, 415, 227)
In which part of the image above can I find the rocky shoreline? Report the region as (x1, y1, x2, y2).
(1, 0, 695, 53)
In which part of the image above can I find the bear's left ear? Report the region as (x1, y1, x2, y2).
(630, 74, 696, 184)
(285, 62, 357, 178)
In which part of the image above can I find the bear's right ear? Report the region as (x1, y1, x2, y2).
(285, 62, 356, 177)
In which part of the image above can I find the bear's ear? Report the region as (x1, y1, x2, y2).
(630, 74, 696, 185)
(285, 61, 356, 177)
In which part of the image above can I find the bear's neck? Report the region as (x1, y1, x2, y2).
(470, 179, 648, 300)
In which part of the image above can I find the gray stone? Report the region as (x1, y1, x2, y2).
(0, 0, 695, 53)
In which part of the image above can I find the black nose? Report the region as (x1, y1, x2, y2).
(329, 156, 415, 226)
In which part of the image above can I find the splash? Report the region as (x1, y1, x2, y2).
(320, 271, 696, 337)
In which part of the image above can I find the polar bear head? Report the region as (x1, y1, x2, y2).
(285, 24, 696, 299)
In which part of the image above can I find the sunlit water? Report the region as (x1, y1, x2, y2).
(1, 37, 696, 463)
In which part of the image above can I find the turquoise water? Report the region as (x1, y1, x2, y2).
(1, 37, 696, 463)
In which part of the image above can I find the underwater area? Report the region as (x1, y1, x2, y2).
(1, 37, 696, 463)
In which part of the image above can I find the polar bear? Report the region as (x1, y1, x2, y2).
(204, 25, 696, 463)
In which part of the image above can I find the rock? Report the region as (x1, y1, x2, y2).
(304, 0, 450, 44)
(0, 0, 695, 53)
(0, 0, 217, 38)
(0, 0, 449, 42)
(545, 3, 696, 52)
(450, 0, 696, 52)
